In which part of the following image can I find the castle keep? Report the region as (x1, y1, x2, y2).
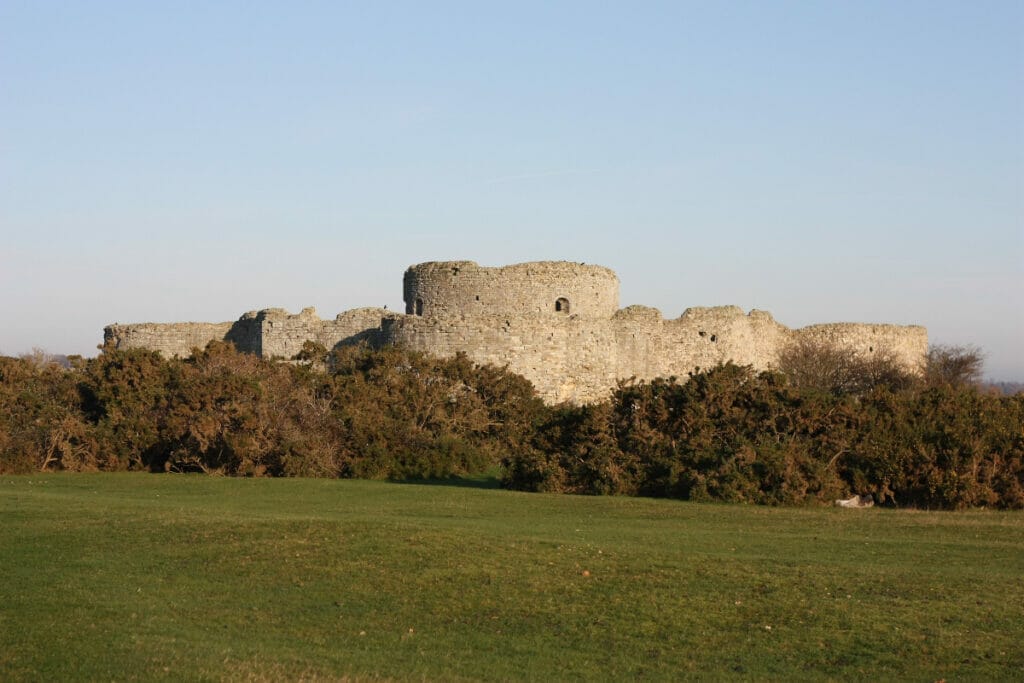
(104, 261, 928, 403)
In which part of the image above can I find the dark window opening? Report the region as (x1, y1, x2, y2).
(415, 298, 424, 316)
(869, 346, 874, 353)
(475, 295, 480, 301)
(555, 297, 570, 313)
(710, 334, 717, 342)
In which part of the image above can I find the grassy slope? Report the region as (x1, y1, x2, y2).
(1, 474, 1022, 681)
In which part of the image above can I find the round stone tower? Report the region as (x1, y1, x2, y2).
(403, 261, 620, 319)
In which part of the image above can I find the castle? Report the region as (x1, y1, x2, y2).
(104, 261, 928, 403)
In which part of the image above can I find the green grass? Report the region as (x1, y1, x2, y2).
(2, 474, 1022, 681)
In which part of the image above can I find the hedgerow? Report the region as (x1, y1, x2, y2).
(501, 364, 1024, 509)
(1, 343, 1021, 508)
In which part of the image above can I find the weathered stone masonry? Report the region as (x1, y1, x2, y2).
(104, 261, 928, 404)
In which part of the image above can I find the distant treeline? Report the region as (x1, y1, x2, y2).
(1, 341, 1021, 509)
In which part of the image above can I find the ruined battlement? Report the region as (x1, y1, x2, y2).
(403, 261, 619, 319)
(103, 261, 928, 403)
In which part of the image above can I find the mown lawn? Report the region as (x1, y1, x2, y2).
(1, 473, 1022, 681)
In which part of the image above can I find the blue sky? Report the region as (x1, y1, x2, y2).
(2, 1, 1021, 378)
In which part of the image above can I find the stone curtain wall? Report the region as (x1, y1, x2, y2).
(382, 314, 621, 404)
(795, 323, 929, 372)
(611, 306, 793, 382)
(103, 260, 929, 404)
(103, 322, 240, 357)
(103, 307, 396, 360)
(383, 304, 824, 403)
(258, 307, 398, 359)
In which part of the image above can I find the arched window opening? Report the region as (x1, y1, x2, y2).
(555, 297, 570, 314)
(415, 298, 424, 316)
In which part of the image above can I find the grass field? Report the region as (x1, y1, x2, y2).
(2, 473, 1022, 681)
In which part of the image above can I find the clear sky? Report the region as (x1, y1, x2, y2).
(2, 1, 1022, 379)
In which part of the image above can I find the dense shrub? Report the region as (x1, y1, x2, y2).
(502, 364, 1024, 509)
(2, 342, 1021, 509)
(504, 402, 639, 495)
(503, 365, 849, 505)
(322, 345, 543, 479)
(1, 343, 543, 481)
(79, 347, 176, 470)
(0, 356, 97, 473)
(840, 386, 1024, 508)
(776, 337, 917, 396)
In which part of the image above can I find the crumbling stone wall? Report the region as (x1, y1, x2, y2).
(382, 314, 621, 404)
(103, 260, 929, 403)
(795, 323, 928, 372)
(102, 321, 253, 357)
(103, 307, 396, 360)
(257, 307, 397, 359)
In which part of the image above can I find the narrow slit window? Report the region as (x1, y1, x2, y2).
(415, 298, 424, 316)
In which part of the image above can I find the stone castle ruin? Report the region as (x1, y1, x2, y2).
(104, 261, 928, 403)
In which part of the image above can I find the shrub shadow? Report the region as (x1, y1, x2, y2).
(395, 474, 503, 490)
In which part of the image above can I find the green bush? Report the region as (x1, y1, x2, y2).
(0, 356, 97, 473)
(3, 342, 1021, 509)
(502, 363, 1024, 509)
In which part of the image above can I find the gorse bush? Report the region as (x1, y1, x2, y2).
(3, 343, 541, 480)
(501, 363, 1024, 510)
(612, 366, 849, 505)
(503, 365, 848, 505)
(1, 342, 1021, 508)
(0, 355, 97, 473)
(322, 344, 543, 479)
